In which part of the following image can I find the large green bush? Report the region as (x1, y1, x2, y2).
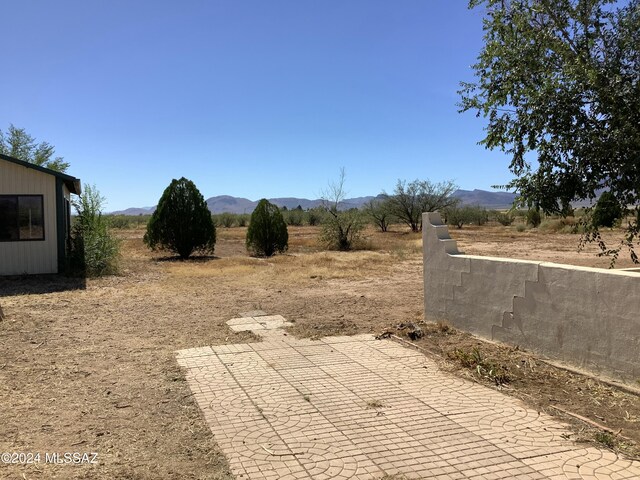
(70, 185, 120, 277)
(592, 192, 623, 228)
(246, 199, 288, 256)
(144, 177, 216, 259)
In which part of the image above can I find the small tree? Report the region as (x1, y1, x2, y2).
(526, 208, 542, 228)
(592, 192, 623, 228)
(320, 168, 364, 250)
(469, 206, 489, 226)
(386, 179, 458, 232)
(444, 206, 474, 229)
(246, 199, 288, 256)
(364, 197, 393, 232)
(70, 185, 120, 276)
(144, 177, 216, 259)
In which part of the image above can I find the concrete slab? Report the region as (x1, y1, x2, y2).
(177, 317, 640, 479)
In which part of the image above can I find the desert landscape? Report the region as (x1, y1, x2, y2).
(1, 222, 639, 479)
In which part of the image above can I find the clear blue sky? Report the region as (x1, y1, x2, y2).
(1, 0, 513, 211)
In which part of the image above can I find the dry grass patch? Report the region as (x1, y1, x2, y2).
(449, 224, 639, 269)
(162, 249, 399, 289)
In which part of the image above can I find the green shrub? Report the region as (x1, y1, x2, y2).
(494, 211, 514, 226)
(236, 214, 249, 227)
(106, 214, 151, 229)
(444, 206, 472, 228)
(306, 208, 324, 226)
(320, 169, 365, 250)
(217, 212, 235, 228)
(246, 199, 288, 256)
(320, 208, 364, 250)
(471, 206, 489, 225)
(144, 177, 216, 259)
(592, 191, 623, 228)
(70, 185, 120, 277)
(108, 215, 133, 229)
(526, 208, 542, 227)
(515, 223, 526, 232)
(284, 208, 304, 226)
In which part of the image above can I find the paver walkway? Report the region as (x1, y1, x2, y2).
(177, 313, 640, 479)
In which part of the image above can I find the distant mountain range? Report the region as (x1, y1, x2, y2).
(110, 189, 518, 215)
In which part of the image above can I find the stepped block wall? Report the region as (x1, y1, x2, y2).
(422, 212, 640, 380)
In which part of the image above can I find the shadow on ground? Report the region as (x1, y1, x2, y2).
(0, 274, 86, 297)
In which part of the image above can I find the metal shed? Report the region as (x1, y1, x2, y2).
(0, 153, 81, 275)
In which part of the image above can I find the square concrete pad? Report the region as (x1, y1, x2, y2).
(177, 328, 640, 479)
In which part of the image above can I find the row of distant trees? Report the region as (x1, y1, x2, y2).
(134, 170, 464, 257)
(142, 172, 457, 258)
(118, 169, 630, 262)
(146, 170, 613, 259)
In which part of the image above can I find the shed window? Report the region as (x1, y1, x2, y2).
(0, 195, 45, 241)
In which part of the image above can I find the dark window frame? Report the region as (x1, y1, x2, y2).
(0, 194, 45, 242)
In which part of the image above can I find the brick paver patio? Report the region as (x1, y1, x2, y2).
(176, 313, 640, 479)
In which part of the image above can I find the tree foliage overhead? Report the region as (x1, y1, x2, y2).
(386, 179, 458, 232)
(246, 199, 288, 257)
(460, 0, 639, 261)
(144, 177, 216, 259)
(0, 124, 69, 172)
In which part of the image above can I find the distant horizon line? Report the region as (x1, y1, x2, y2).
(108, 188, 518, 215)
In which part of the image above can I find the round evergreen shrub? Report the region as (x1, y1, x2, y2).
(144, 177, 216, 259)
(246, 199, 288, 256)
(592, 191, 623, 228)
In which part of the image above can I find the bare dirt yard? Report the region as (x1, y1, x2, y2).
(1, 223, 639, 479)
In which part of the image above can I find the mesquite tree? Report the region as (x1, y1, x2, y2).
(460, 0, 640, 263)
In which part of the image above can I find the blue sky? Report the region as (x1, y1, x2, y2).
(1, 0, 513, 211)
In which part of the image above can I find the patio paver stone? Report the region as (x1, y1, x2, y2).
(176, 314, 640, 479)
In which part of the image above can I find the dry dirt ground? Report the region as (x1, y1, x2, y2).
(0, 223, 639, 479)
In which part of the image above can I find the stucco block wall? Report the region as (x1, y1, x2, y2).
(423, 212, 640, 380)
(0, 161, 58, 275)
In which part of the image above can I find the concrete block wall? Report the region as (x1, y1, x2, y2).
(423, 212, 640, 381)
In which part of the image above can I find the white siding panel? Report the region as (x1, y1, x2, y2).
(0, 161, 58, 275)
